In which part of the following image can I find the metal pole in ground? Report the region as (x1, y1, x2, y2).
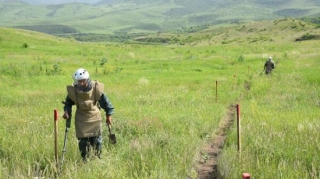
(60, 113, 71, 172)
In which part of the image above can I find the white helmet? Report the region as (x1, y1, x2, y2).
(268, 57, 272, 61)
(73, 68, 89, 81)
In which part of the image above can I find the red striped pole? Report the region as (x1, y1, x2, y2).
(236, 104, 241, 153)
(54, 109, 58, 168)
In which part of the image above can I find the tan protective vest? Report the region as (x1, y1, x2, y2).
(67, 81, 104, 138)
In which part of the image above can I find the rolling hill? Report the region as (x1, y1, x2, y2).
(0, 0, 320, 42)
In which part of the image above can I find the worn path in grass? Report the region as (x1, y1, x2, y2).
(196, 105, 236, 179)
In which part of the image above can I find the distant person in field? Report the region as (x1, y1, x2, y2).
(264, 57, 275, 74)
(62, 68, 114, 162)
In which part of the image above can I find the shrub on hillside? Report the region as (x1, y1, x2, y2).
(22, 43, 28, 48)
(295, 33, 320, 41)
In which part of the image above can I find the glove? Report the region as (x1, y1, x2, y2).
(106, 115, 112, 125)
(62, 111, 69, 120)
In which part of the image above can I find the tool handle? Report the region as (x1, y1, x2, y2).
(66, 114, 71, 128)
(106, 123, 117, 144)
(107, 123, 112, 134)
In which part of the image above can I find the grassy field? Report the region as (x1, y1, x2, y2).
(0, 18, 319, 179)
(218, 39, 320, 178)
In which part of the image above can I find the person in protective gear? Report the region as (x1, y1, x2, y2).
(62, 68, 114, 162)
(264, 57, 275, 74)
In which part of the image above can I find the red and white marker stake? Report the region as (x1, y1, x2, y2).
(216, 80, 218, 102)
(242, 173, 250, 179)
(54, 109, 58, 168)
(236, 104, 241, 154)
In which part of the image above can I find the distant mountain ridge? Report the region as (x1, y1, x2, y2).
(0, 0, 100, 5)
(0, 0, 319, 36)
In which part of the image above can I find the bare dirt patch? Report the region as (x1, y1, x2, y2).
(196, 105, 236, 179)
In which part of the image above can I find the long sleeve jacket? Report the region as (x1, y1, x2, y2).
(63, 92, 114, 116)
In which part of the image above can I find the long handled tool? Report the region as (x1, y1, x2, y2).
(60, 112, 71, 171)
(107, 123, 116, 144)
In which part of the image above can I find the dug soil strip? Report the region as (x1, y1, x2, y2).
(196, 105, 236, 179)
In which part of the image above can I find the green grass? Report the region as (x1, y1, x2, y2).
(218, 42, 320, 178)
(0, 18, 319, 179)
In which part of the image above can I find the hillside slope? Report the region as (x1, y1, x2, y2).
(134, 18, 320, 45)
(0, 0, 320, 35)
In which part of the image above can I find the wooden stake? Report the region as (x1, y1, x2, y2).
(54, 109, 58, 169)
(215, 80, 218, 102)
(236, 104, 241, 154)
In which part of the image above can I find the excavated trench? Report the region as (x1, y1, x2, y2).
(196, 105, 236, 179)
